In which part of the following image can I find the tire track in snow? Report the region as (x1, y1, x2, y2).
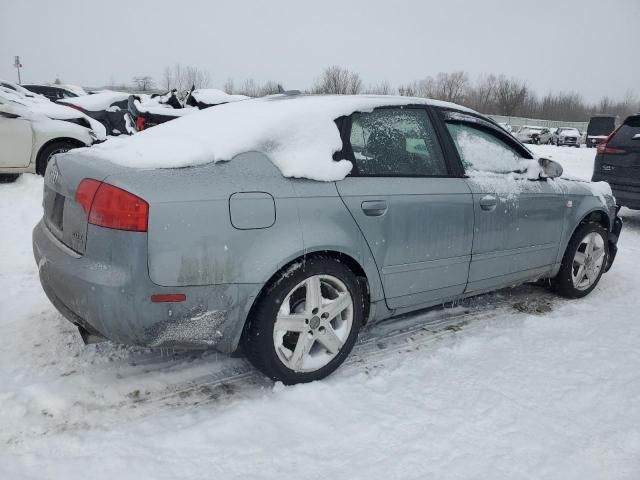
(4, 286, 556, 444)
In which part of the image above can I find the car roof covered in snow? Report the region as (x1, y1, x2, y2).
(83, 94, 476, 181)
(59, 90, 130, 111)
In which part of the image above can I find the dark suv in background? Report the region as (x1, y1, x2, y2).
(586, 115, 618, 148)
(592, 114, 640, 209)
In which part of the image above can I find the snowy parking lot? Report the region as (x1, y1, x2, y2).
(1, 145, 640, 479)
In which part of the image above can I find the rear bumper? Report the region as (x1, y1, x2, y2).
(32, 219, 259, 353)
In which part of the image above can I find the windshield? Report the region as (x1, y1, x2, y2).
(587, 117, 616, 136)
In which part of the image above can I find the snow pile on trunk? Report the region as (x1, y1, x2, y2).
(190, 89, 249, 105)
(83, 95, 471, 181)
(59, 90, 130, 111)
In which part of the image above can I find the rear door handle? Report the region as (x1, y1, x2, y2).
(479, 195, 498, 211)
(361, 200, 388, 216)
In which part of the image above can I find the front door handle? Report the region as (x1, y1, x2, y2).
(479, 195, 498, 211)
(361, 200, 388, 216)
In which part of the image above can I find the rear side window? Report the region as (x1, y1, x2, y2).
(446, 122, 526, 173)
(609, 116, 640, 148)
(349, 108, 447, 176)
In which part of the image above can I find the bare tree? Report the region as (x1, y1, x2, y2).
(223, 78, 235, 94)
(494, 75, 528, 116)
(364, 81, 393, 95)
(433, 71, 469, 103)
(132, 75, 155, 91)
(312, 65, 363, 94)
(184, 66, 211, 89)
(162, 64, 211, 92)
(466, 74, 497, 112)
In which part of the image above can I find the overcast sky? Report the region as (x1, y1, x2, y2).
(1, 0, 638, 102)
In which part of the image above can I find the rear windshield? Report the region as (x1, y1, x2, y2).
(587, 117, 616, 136)
(608, 116, 640, 148)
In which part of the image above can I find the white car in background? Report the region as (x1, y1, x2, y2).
(553, 127, 582, 147)
(0, 80, 106, 183)
(515, 125, 553, 144)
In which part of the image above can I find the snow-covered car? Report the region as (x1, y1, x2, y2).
(126, 90, 192, 132)
(0, 83, 106, 182)
(59, 90, 130, 136)
(22, 83, 87, 102)
(127, 88, 249, 132)
(553, 127, 582, 147)
(33, 94, 622, 384)
(515, 125, 552, 144)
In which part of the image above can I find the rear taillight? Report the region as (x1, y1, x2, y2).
(136, 116, 146, 131)
(65, 104, 83, 112)
(596, 126, 625, 155)
(75, 178, 102, 214)
(75, 179, 148, 232)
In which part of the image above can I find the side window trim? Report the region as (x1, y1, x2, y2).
(342, 105, 456, 178)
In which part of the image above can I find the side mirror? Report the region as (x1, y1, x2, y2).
(537, 157, 563, 178)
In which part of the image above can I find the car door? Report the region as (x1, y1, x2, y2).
(441, 112, 567, 293)
(336, 106, 474, 310)
(0, 109, 32, 168)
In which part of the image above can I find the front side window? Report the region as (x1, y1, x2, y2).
(446, 122, 526, 173)
(349, 108, 447, 176)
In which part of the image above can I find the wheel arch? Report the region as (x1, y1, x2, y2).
(35, 137, 86, 175)
(240, 249, 373, 350)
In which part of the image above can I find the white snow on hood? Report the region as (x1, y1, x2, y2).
(84, 94, 474, 181)
(190, 89, 249, 105)
(59, 90, 130, 111)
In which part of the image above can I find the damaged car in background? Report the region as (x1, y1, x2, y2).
(33, 94, 622, 385)
(126, 88, 248, 132)
(515, 125, 553, 144)
(0, 81, 106, 182)
(59, 90, 131, 136)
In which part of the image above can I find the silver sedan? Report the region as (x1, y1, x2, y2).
(33, 95, 622, 384)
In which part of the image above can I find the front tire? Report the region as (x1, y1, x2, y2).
(243, 257, 364, 384)
(552, 222, 609, 298)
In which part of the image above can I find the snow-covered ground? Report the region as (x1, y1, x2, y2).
(2, 146, 640, 479)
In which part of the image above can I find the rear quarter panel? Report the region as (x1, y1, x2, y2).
(107, 153, 304, 287)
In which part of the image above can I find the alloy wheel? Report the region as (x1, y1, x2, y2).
(273, 274, 354, 373)
(571, 232, 606, 291)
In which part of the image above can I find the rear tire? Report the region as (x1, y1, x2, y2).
(0, 174, 20, 183)
(552, 222, 609, 298)
(243, 257, 364, 384)
(36, 140, 79, 176)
